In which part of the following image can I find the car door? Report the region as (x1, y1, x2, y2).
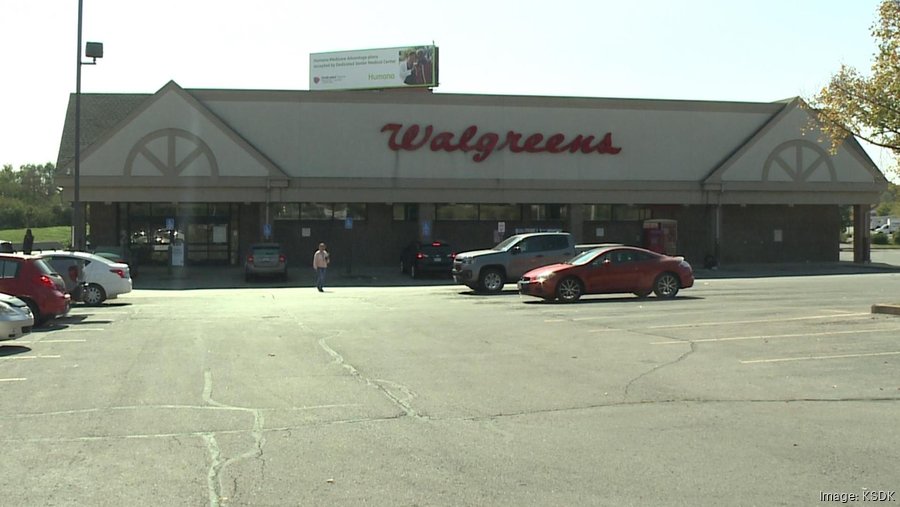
(507, 236, 546, 279)
(543, 234, 576, 264)
(597, 249, 639, 292)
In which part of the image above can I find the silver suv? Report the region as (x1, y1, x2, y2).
(452, 232, 577, 293)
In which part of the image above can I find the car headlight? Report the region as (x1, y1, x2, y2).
(535, 272, 556, 283)
(457, 257, 472, 265)
(0, 303, 17, 316)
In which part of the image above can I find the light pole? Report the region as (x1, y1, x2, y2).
(74, 0, 102, 251)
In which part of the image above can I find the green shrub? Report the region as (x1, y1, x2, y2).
(873, 232, 889, 244)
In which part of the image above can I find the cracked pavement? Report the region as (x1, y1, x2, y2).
(1, 272, 899, 506)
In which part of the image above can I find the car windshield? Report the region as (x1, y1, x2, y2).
(566, 248, 605, 266)
(419, 243, 451, 254)
(251, 246, 281, 256)
(493, 236, 523, 251)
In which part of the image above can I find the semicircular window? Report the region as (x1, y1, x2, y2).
(125, 128, 219, 177)
(762, 140, 835, 182)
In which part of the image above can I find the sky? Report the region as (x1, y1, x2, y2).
(0, 0, 892, 176)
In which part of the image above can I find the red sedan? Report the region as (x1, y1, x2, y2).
(517, 246, 694, 302)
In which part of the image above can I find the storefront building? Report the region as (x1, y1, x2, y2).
(56, 81, 888, 268)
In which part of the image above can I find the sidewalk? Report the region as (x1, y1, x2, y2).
(133, 260, 900, 291)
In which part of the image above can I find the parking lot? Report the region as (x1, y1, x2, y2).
(1, 268, 899, 506)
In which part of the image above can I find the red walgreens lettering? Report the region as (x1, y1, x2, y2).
(380, 123, 621, 162)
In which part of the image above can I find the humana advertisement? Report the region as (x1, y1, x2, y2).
(309, 45, 438, 91)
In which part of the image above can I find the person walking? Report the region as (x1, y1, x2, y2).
(313, 242, 330, 292)
(22, 228, 34, 255)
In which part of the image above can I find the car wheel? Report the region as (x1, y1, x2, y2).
(653, 273, 680, 299)
(479, 268, 505, 294)
(82, 283, 107, 306)
(633, 290, 651, 299)
(556, 277, 583, 302)
(23, 298, 45, 326)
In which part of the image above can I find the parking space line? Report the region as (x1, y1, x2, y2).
(3, 355, 61, 360)
(741, 351, 900, 364)
(15, 339, 87, 344)
(58, 328, 107, 332)
(0, 378, 27, 382)
(651, 327, 900, 345)
(641, 313, 870, 329)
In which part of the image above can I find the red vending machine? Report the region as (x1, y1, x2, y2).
(642, 219, 677, 255)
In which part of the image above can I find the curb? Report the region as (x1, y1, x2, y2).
(872, 304, 900, 316)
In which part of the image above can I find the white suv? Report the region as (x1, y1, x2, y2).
(40, 251, 132, 306)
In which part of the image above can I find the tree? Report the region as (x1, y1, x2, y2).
(810, 0, 900, 178)
(0, 162, 68, 229)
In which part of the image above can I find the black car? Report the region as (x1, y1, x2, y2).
(400, 241, 455, 278)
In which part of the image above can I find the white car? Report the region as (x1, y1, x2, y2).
(39, 251, 133, 306)
(0, 292, 34, 341)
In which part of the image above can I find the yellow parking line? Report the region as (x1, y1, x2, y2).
(651, 328, 900, 345)
(741, 351, 900, 364)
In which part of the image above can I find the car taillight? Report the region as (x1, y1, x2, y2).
(37, 275, 56, 288)
(279, 254, 286, 263)
(416, 253, 425, 259)
(110, 268, 126, 278)
(247, 255, 254, 264)
(431, 241, 442, 246)
(451, 252, 457, 259)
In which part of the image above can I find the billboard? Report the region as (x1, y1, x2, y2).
(310, 45, 438, 91)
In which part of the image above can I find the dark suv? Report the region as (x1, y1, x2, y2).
(0, 254, 71, 325)
(400, 241, 455, 278)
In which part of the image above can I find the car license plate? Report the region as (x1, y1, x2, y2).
(433, 256, 441, 262)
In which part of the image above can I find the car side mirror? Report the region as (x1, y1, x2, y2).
(511, 246, 521, 255)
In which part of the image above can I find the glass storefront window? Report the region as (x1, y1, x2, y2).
(479, 204, 522, 221)
(393, 204, 419, 221)
(301, 203, 333, 220)
(128, 203, 150, 216)
(178, 203, 208, 217)
(333, 203, 367, 221)
(612, 205, 651, 221)
(530, 204, 567, 221)
(586, 204, 612, 220)
(436, 204, 477, 220)
(151, 203, 176, 217)
(274, 203, 299, 220)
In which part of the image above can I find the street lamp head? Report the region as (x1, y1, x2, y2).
(85, 41, 103, 59)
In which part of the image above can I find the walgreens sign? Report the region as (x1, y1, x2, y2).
(380, 123, 622, 163)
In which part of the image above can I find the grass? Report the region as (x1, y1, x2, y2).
(0, 226, 72, 248)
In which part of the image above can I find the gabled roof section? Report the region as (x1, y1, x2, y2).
(58, 80, 288, 180)
(704, 97, 887, 187)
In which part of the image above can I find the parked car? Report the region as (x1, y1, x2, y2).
(39, 251, 133, 306)
(245, 243, 287, 281)
(93, 248, 139, 279)
(0, 292, 34, 341)
(517, 245, 694, 303)
(400, 241, 455, 278)
(0, 253, 71, 325)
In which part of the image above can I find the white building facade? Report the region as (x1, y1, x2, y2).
(56, 81, 887, 267)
